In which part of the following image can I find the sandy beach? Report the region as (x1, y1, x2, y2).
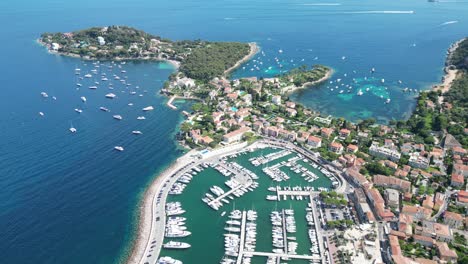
(224, 42, 260, 76)
(433, 38, 465, 104)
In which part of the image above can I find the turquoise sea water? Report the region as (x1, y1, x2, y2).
(0, 0, 467, 263)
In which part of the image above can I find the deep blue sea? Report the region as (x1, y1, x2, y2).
(0, 0, 467, 263)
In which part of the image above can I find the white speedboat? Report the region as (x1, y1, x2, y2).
(142, 106, 154, 111)
(357, 89, 363, 96)
(100, 107, 110, 112)
(39, 112, 44, 116)
(163, 241, 191, 249)
(41, 92, 48, 98)
(113, 115, 122, 120)
(114, 146, 124, 151)
(74, 108, 83, 113)
(132, 131, 142, 135)
(84, 74, 92, 78)
(137, 116, 146, 120)
(69, 127, 77, 133)
(89, 86, 97, 89)
(105, 93, 116, 99)
(80, 96, 87, 102)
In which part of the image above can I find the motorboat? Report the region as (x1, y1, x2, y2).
(114, 146, 124, 151)
(142, 106, 154, 111)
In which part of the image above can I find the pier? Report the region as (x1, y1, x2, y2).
(208, 184, 245, 209)
(275, 188, 319, 201)
(309, 193, 326, 261)
(281, 210, 288, 254)
(245, 252, 321, 261)
(236, 211, 247, 264)
(166, 96, 177, 110)
(217, 162, 253, 185)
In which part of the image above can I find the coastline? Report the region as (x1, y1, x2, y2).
(124, 151, 191, 264)
(166, 95, 202, 110)
(36, 38, 180, 69)
(432, 38, 465, 103)
(283, 68, 334, 94)
(124, 143, 249, 264)
(224, 42, 260, 76)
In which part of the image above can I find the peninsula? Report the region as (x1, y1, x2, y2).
(39, 25, 255, 80)
(128, 37, 468, 264)
(40, 26, 467, 264)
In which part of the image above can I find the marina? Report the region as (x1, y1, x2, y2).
(154, 142, 336, 264)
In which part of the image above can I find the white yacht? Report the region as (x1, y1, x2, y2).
(80, 96, 87, 102)
(132, 130, 142, 135)
(142, 106, 154, 111)
(41, 92, 48, 98)
(137, 116, 146, 120)
(157, 256, 182, 264)
(114, 146, 124, 151)
(385, 98, 391, 104)
(89, 86, 97, 89)
(100, 107, 110, 112)
(357, 89, 363, 96)
(69, 127, 77, 133)
(39, 112, 44, 116)
(113, 115, 122, 120)
(84, 74, 92, 78)
(163, 241, 191, 249)
(105, 93, 116, 99)
(74, 108, 83, 113)
(76, 83, 82, 87)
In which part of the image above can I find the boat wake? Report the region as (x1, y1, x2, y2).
(342, 10, 415, 14)
(224, 17, 237, 20)
(439, 20, 458, 26)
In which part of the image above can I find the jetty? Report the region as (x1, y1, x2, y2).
(235, 211, 247, 264)
(167, 96, 177, 110)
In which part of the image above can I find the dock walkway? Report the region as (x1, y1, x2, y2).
(236, 211, 247, 264)
(245, 251, 321, 261)
(208, 185, 244, 209)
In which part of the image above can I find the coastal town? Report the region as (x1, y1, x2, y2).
(40, 27, 467, 264)
(141, 37, 467, 264)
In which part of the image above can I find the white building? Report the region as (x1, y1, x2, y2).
(177, 77, 196, 88)
(369, 141, 401, 161)
(51, 43, 60, 51)
(409, 152, 429, 169)
(97, 36, 106, 46)
(272, 95, 281, 105)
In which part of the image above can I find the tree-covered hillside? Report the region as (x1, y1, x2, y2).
(179, 42, 250, 81)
